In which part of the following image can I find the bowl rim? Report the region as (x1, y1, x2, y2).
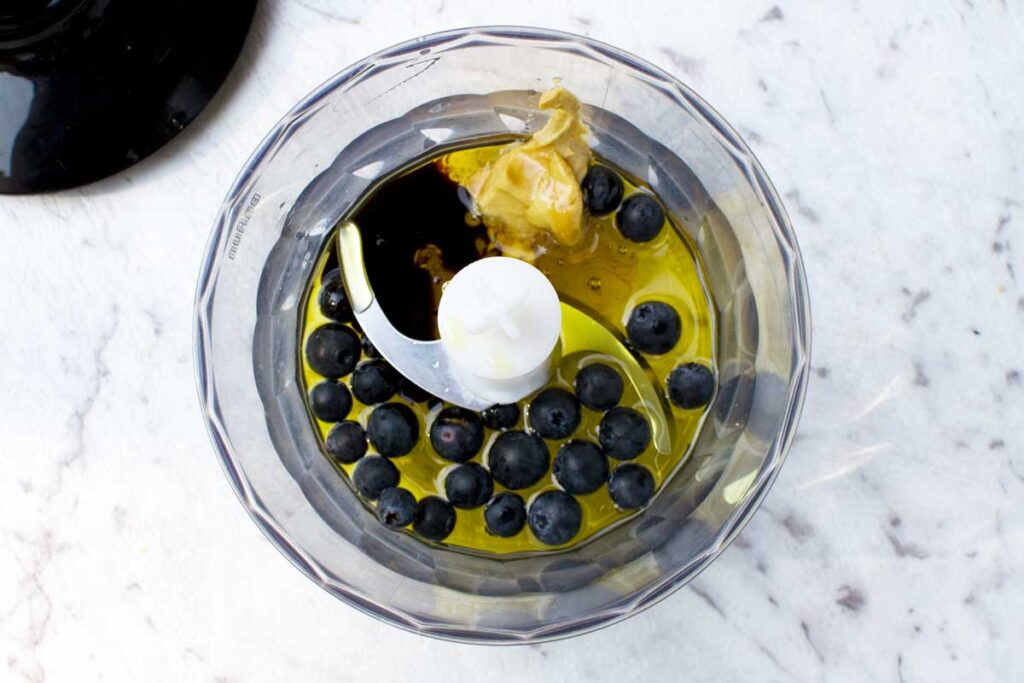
(193, 24, 812, 645)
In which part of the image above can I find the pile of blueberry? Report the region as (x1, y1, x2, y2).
(623, 299, 716, 407)
(583, 165, 716, 406)
(306, 268, 458, 541)
(414, 354, 709, 546)
(421, 365, 665, 547)
(583, 166, 718, 409)
(582, 164, 666, 244)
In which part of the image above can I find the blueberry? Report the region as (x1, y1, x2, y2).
(581, 165, 624, 216)
(481, 403, 520, 430)
(366, 403, 418, 457)
(445, 463, 494, 509)
(376, 487, 417, 528)
(616, 193, 665, 243)
(528, 388, 582, 440)
(488, 431, 550, 490)
(306, 324, 361, 378)
(484, 493, 527, 537)
(324, 420, 368, 464)
(668, 362, 716, 409)
(429, 407, 485, 462)
(553, 440, 610, 495)
(399, 376, 438, 404)
(352, 456, 399, 499)
(598, 407, 651, 460)
(413, 496, 456, 541)
(361, 335, 380, 359)
(309, 380, 352, 422)
(351, 360, 399, 404)
(528, 491, 582, 546)
(319, 268, 354, 322)
(626, 301, 681, 355)
(574, 363, 624, 411)
(608, 463, 655, 509)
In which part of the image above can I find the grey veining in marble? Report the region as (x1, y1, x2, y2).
(1, 1, 1021, 681)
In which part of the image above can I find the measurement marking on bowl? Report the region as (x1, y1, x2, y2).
(227, 193, 261, 260)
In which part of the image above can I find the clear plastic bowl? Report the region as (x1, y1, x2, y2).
(194, 26, 810, 643)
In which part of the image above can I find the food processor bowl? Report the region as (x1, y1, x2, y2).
(194, 26, 811, 643)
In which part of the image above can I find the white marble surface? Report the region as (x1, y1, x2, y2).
(2, 0, 1022, 680)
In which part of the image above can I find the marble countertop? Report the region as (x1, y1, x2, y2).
(2, 1, 1022, 680)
